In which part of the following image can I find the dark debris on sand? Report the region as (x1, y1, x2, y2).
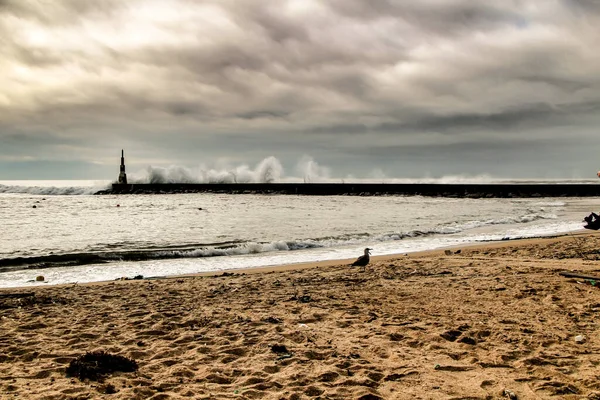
(0, 293, 69, 310)
(66, 351, 138, 381)
(270, 344, 289, 354)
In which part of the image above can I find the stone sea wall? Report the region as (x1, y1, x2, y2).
(97, 183, 600, 198)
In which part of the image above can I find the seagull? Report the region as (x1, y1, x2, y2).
(351, 248, 372, 271)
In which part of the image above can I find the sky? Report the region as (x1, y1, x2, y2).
(1, 0, 600, 180)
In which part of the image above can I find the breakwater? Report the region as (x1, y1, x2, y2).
(98, 183, 600, 197)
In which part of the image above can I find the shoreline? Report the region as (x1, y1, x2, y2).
(179, 232, 580, 278)
(1, 229, 590, 292)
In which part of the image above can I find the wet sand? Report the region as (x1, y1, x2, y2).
(1, 232, 600, 399)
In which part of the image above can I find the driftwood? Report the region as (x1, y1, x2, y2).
(0, 292, 35, 299)
(559, 272, 600, 281)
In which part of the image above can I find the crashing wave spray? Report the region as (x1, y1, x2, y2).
(0, 181, 110, 195)
(295, 155, 331, 183)
(131, 156, 284, 184)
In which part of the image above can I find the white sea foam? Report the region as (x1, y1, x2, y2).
(0, 181, 111, 195)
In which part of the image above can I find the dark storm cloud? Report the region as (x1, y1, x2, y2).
(306, 100, 600, 136)
(351, 137, 569, 159)
(383, 101, 600, 133)
(236, 110, 291, 120)
(327, 0, 523, 34)
(0, 0, 599, 179)
(562, 0, 600, 13)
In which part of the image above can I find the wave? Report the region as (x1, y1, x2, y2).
(0, 183, 110, 196)
(135, 157, 285, 184)
(530, 201, 566, 207)
(0, 210, 555, 272)
(0, 240, 291, 273)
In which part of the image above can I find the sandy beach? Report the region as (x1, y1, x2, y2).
(1, 232, 600, 399)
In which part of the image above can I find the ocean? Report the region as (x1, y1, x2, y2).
(0, 179, 596, 288)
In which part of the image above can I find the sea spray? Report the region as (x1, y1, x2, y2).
(0, 181, 110, 196)
(254, 156, 283, 183)
(295, 155, 331, 183)
(130, 156, 284, 184)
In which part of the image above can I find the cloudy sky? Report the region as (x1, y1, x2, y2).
(1, 0, 599, 180)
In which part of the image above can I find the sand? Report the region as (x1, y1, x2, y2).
(1, 233, 600, 400)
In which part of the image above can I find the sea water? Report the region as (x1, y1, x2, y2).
(0, 180, 596, 288)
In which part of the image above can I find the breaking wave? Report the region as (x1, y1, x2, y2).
(0, 182, 110, 196)
(136, 156, 284, 184)
(0, 211, 554, 272)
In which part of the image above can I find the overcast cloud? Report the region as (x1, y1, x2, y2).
(1, 0, 599, 179)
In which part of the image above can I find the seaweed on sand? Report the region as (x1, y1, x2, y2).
(66, 351, 138, 381)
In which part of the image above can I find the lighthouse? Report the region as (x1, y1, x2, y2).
(118, 149, 127, 184)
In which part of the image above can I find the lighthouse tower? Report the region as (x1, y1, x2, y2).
(118, 149, 128, 184)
